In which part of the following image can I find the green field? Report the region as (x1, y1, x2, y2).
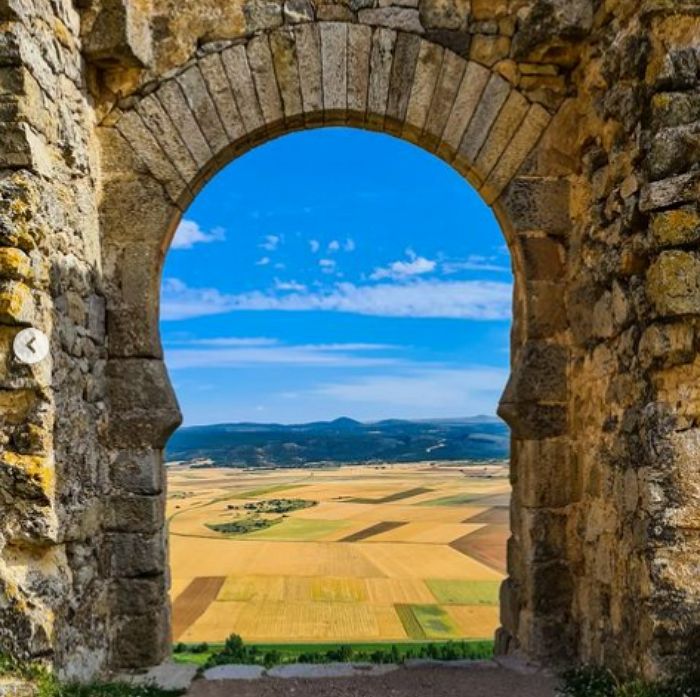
(426, 579, 501, 605)
(395, 604, 460, 639)
(172, 638, 495, 667)
(238, 517, 350, 541)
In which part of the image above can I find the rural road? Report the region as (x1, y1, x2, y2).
(186, 666, 558, 696)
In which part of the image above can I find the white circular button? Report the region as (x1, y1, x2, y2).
(13, 328, 50, 365)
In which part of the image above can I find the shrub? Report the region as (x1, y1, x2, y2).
(558, 666, 700, 697)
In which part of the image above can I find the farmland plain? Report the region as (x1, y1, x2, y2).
(167, 462, 510, 645)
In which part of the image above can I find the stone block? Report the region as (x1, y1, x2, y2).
(367, 27, 396, 126)
(104, 531, 167, 578)
(508, 341, 568, 403)
(0, 247, 30, 282)
(284, 0, 315, 23)
(650, 206, 700, 248)
(521, 236, 565, 281)
(105, 358, 181, 448)
(423, 49, 466, 145)
(499, 177, 571, 235)
(646, 250, 700, 317)
(136, 93, 198, 183)
(470, 34, 510, 67)
(199, 52, 246, 142)
(115, 110, 186, 203)
(346, 24, 372, 116)
(111, 606, 169, 668)
(294, 23, 323, 119)
(110, 576, 167, 617)
(439, 59, 490, 155)
(0, 280, 33, 324)
(358, 7, 424, 33)
(176, 65, 229, 155)
(105, 493, 164, 534)
(418, 0, 469, 30)
(498, 400, 567, 439)
(459, 73, 510, 165)
(639, 321, 694, 369)
(156, 80, 212, 168)
(247, 34, 284, 126)
(386, 31, 422, 127)
(640, 171, 700, 212)
(514, 437, 577, 507)
(320, 23, 347, 113)
(474, 89, 529, 178)
(110, 449, 164, 495)
(221, 44, 265, 134)
(652, 91, 700, 129)
(403, 40, 443, 139)
(646, 124, 700, 182)
(317, 5, 354, 21)
(82, 0, 152, 68)
(525, 281, 567, 339)
(270, 28, 303, 121)
(531, 560, 574, 615)
(481, 104, 551, 204)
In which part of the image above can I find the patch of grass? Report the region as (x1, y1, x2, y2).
(418, 493, 484, 506)
(239, 518, 349, 540)
(426, 579, 501, 605)
(238, 484, 306, 499)
(205, 514, 283, 535)
(394, 604, 427, 639)
(558, 666, 700, 697)
(410, 604, 460, 639)
(0, 654, 182, 697)
(173, 637, 495, 667)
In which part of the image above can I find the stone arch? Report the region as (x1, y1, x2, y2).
(97, 23, 573, 671)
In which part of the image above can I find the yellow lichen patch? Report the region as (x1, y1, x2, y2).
(0, 281, 33, 323)
(3, 451, 54, 494)
(0, 390, 39, 424)
(0, 248, 31, 281)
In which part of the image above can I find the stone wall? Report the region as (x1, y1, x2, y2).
(0, 0, 698, 683)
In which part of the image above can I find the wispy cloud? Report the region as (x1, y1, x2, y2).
(164, 340, 401, 369)
(161, 277, 512, 321)
(256, 256, 271, 266)
(319, 258, 337, 274)
(274, 279, 307, 292)
(260, 235, 281, 251)
(171, 219, 225, 250)
(309, 240, 320, 253)
(328, 240, 340, 252)
(312, 366, 509, 413)
(344, 238, 356, 252)
(442, 255, 511, 274)
(370, 249, 436, 281)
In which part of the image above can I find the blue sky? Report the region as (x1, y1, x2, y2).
(160, 127, 512, 425)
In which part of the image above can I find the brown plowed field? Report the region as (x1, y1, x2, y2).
(340, 521, 407, 542)
(172, 577, 226, 640)
(450, 525, 508, 573)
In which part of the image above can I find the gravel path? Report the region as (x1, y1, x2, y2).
(186, 666, 558, 697)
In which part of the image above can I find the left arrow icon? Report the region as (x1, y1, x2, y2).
(13, 328, 49, 365)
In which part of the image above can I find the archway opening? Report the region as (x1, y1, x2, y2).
(160, 127, 514, 664)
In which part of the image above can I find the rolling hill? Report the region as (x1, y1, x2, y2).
(165, 416, 510, 467)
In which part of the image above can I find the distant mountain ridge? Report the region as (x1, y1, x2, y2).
(165, 415, 510, 467)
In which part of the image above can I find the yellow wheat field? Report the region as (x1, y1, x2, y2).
(168, 462, 511, 643)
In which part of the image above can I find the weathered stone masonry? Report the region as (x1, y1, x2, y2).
(0, 0, 698, 682)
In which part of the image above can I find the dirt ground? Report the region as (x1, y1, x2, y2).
(186, 666, 558, 697)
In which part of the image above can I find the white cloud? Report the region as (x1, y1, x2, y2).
(319, 258, 336, 274)
(164, 341, 400, 369)
(256, 256, 271, 266)
(274, 279, 307, 292)
(312, 367, 509, 414)
(442, 255, 511, 274)
(171, 219, 225, 250)
(260, 234, 281, 251)
(309, 239, 320, 253)
(370, 250, 436, 281)
(328, 240, 340, 252)
(344, 238, 356, 252)
(161, 277, 512, 321)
